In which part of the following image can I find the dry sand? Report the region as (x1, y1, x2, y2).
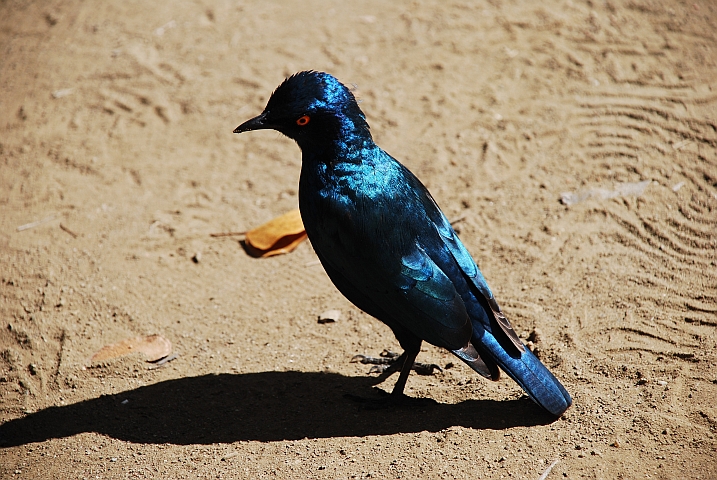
(1, 0, 716, 478)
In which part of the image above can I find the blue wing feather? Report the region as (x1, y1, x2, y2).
(399, 162, 572, 416)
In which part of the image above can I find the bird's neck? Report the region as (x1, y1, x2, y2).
(297, 111, 375, 165)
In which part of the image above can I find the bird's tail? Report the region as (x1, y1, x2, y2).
(481, 330, 572, 417)
(454, 329, 572, 417)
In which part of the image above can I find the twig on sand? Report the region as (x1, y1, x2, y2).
(17, 215, 56, 232)
(148, 353, 179, 370)
(60, 223, 79, 238)
(209, 231, 246, 237)
(537, 458, 560, 480)
(450, 215, 466, 225)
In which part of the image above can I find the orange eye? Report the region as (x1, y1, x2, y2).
(296, 115, 310, 126)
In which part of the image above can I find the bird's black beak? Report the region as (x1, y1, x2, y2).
(233, 112, 272, 134)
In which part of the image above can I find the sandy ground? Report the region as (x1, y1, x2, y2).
(1, 0, 716, 478)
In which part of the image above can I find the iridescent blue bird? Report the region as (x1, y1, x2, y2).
(234, 71, 572, 416)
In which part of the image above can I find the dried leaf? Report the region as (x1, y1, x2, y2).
(91, 334, 172, 363)
(246, 209, 304, 250)
(245, 209, 307, 257)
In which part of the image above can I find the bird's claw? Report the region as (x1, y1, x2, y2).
(351, 350, 400, 365)
(351, 354, 393, 365)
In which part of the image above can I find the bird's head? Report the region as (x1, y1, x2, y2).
(234, 71, 370, 149)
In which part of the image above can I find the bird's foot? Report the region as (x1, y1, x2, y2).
(351, 349, 399, 366)
(343, 389, 437, 409)
(350, 350, 442, 376)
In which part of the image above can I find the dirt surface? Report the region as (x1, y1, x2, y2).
(1, 0, 716, 478)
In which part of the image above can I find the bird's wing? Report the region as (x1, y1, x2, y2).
(395, 242, 472, 332)
(330, 219, 473, 351)
(399, 164, 525, 354)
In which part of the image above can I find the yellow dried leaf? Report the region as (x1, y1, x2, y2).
(245, 209, 307, 257)
(91, 334, 172, 363)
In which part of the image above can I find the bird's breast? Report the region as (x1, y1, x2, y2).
(299, 159, 413, 252)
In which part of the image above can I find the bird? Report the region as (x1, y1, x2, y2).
(234, 71, 572, 417)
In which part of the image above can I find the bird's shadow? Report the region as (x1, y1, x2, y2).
(0, 371, 558, 447)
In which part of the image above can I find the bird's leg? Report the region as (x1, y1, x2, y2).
(350, 349, 442, 376)
(344, 344, 437, 408)
(389, 347, 419, 398)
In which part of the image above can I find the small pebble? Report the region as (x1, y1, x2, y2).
(192, 252, 202, 263)
(657, 380, 667, 386)
(318, 309, 341, 324)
